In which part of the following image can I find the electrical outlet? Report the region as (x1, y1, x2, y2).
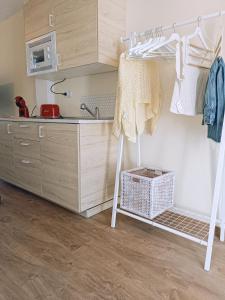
(65, 91, 72, 97)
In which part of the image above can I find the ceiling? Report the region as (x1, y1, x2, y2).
(0, 0, 25, 22)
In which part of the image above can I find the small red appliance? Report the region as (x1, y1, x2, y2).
(15, 96, 30, 118)
(40, 104, 60, 118)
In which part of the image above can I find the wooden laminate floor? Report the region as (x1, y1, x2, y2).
(1, 181, 225, 300)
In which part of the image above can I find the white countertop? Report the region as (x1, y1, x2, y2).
(0, 116, 114, 124)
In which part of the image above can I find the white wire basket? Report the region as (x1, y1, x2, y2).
(121, 168, 175, 220)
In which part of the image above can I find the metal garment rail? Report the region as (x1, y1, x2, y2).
(121, 10, 225, 43)
(111, 10, 225, 272)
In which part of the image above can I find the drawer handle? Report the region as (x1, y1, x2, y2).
(19, 125, 29, 128)
(57, 54, 62, 66)
(38, 126, 44, 138)
(20, 142, 30, 147)
(7, 124, 12, 134)
(21, 159, 31, 165)
(49, 14, 54, 27)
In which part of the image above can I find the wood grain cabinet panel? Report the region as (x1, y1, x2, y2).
(79, 123, 117, 211)
(13, 138, 40, 159)
(53, 0, 98, 70)
(53, 0, 125, 70)
(40, 123, 80, 212)
(0, 122, 14, 182)
(98, 0, 126, 67)
(14, 123, 39, 141)
(24, 0, 54, 41)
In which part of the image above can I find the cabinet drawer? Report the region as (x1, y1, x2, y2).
(15, 123, 39, 141)
(13, 138, 40, 159)
(14, 154, 41, 176)
(0, 139, 13, 155)
(13, 154, 42, 194)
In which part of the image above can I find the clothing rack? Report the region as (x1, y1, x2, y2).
(121, 10, 225, 44)
(111, 10, 225, 272)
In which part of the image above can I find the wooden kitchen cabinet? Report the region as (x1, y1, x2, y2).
(40, 123, 80, 212)
(0, 121, 116, 216)
(53, 0, 98, 70)
(79, 124, 117, 212)
(23, 0, 126, 77)
(24, 0, 54, 41)
(53, 0, 125, 71)
(97, 0, 126, 67)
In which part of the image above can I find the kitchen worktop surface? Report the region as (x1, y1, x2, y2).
(0, 116, 114, 124)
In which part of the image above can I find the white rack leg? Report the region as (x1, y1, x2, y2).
(111, 135, 124, 228)
(220, 221, 225, 242)
(137, 135, 141, 167)
(219, 185, 225, 242)
(204, 124, 225, 271)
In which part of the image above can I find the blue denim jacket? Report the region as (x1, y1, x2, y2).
(203, 57, 225, 143)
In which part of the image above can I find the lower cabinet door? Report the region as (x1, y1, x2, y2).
(40, 123, 80, 212)
(79, 123, 117, 211)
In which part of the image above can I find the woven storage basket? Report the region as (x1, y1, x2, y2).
(121, 168, 175, 219)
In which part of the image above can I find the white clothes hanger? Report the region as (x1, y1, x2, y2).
(185, 16, 214, 68)
(128, 29, 156, 55)
(128, 26, 174, 58)
(132, 27, 166, 56)
(135, 37, 166, 55)
(128, 24, 182, 79)
(143, 32, 180, 57)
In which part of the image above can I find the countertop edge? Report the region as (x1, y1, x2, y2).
(0, 117, 114, 124)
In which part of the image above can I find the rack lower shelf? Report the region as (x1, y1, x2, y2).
(117, 207, 210, 246)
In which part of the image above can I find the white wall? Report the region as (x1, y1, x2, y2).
(54, 72, 117, 117)
(0, 10, 35, 114)
(39, 0, 225, 216)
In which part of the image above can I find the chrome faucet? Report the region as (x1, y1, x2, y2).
(80, 103, 100, 119)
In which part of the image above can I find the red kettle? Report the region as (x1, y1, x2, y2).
(15, 96, 30, 118)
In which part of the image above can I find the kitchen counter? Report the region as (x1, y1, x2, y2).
(0, 116, 114, 124)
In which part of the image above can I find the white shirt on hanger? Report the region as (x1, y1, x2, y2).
(170, 37, 209, 116)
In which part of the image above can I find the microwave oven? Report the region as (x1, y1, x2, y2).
(26, 32, 57, 76)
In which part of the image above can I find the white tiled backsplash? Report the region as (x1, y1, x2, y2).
(80, 94, 116, 118)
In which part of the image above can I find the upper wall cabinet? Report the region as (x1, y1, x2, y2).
(53, 0, 98, 70)
(24, 0, 126, 79)
(24, 0, 54, 42)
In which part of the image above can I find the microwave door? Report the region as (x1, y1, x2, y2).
(32, 48, 45, 67)
(31, 44, 49, 68)
(26, 31, 57, 76)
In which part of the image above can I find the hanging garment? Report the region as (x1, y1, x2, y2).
(203, 57, 225, 143)
(170, 37, 209, 116)
(113, 53, 161, 143)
